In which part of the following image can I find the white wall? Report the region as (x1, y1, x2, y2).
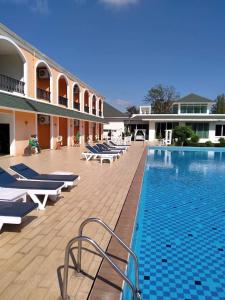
(104, 121, 124, 132)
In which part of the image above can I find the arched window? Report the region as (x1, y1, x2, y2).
(73, 84, 80, 110)
(0, 36, 27, 95)
(58, 74, 68, 107)
(99, 99, 102, 116)
(36, 61, 52, 102)
(92, 95, 97, 115)
(84, 90, 89, 113)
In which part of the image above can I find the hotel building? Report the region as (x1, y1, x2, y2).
(0, 23, 105, 156)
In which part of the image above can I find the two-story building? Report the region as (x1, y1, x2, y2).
(131, 93, 225, 143)
(0, 23, 105, 156)
(103, 93, 225, 143)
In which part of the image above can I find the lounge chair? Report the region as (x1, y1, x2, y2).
(0, 201, 38, 231)
(102, 143, 127, 153)
(96, 144, 124, 155)
(10, 163, 80, 188)
(82, 145, 118, 162)
(0, 168, 64, 210)
(92, 145, 121, 158)
(109, 141, 130, 148)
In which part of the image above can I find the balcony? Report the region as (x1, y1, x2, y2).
(92, 108, 96, 115)
(58, 96, 68, 107)
(0, 73, 25, 94)
(74, 102, 80, 110)
(37, 88, 51, 102)
(99, 111, 102, 117)
(84, 106, 89, 113)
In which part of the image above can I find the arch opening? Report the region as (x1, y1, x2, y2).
(92, 95, 97, 115)
(73, 84, 80, 111)
(84, 91, 89, 113)
(0, 37, 26, 94)
(99, 99, 102, 117)
(36, 62, 51, 102)
(58, 75, 68, 107)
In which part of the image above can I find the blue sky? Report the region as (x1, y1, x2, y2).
(1, 0, 225, 110)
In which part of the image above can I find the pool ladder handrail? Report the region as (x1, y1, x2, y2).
(61, 217, 141, 300)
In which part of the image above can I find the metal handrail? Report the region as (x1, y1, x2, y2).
(61, 236, 140, 300)
(77, 217, 140, 294)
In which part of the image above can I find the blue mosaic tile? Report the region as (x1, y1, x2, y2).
(123, 149, 225, 300)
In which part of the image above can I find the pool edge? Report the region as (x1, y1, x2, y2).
(88, 146, 147, 300)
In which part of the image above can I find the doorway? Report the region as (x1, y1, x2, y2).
(0, 124, 10, 155)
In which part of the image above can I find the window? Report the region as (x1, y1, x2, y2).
(186, 123, 209, 138)
(155, 122, 179, 139)
(215, 124, 225, 136)
(172, 104, 178, 114)
(180, 104, 207, 114)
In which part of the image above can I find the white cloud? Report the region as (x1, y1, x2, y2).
(99, 0, 139, 7)
(113, 99, 132, 109)
(1, 0, 49, 14)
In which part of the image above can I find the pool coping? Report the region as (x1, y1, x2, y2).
(88, 146, 147, 299)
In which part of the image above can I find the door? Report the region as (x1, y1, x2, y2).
(0, 124, 10, 155)
(38, 115, 50, 149)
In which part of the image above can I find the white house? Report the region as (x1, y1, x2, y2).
(104, 93, 225, 144)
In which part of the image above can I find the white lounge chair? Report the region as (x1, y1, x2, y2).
(10, 163, 80, 189)
(0, 168, 64, 210)
(0, 201, 38, 231)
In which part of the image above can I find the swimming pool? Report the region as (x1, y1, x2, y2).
(123, 147, 225, 300)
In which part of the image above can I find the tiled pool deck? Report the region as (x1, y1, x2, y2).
(0, 143, 144, 300)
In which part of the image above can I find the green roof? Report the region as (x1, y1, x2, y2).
(0, 92, 105, 123)
(103, 102, 126, 118)
(176, 93, 213, 103)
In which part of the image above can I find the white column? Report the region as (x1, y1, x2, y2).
(50, 116, 54, 149)
(149, 121, 155, 141)
(80, 89, 85, 112)
(67, 118, 71, 146)
(89, 94, 92, 114)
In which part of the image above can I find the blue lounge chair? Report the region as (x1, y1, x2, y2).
(0, 168, 64, 210)
(82, 145, 118, 161)
(109, 141, 130, 148)
(0, 201, 38, 231)
(10, 163, 80, 188)
(92, 145, 121, 157)
(96, 144, 123, 155)
(102, 143, 126, 153)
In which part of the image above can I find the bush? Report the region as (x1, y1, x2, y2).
(205, 141, 213, 147)
(190, 134, 199, 144)
(173, 125, 194, 146)
(219, 137, 225, 146)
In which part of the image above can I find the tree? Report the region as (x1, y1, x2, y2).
(213, 94, 225, 113)
(126, 105, 139, 117)
(173, 125, 194, 146)
(125, 106, 139, 136)
(144, 84, 179, 114)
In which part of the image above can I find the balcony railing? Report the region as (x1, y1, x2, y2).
(0, 73, 25, 94)
(59, 96, 68, 107)
(74, 102, 80, 110)
(99, 111, 102, 117)
(92, 108, 96, 115)
(84, 106, 89, 113)
(37, 88, 51, 102)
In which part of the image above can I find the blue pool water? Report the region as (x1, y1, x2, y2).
(124, 147, 225, 300)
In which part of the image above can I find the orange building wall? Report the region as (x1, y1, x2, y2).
(15, 111, 36, 155)
(59, 117, 68, 146)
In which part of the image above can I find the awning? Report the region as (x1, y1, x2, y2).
(0, 91, 106, 123)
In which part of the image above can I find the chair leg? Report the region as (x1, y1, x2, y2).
(28, 193, 46, 210)
(0, 222, 3, 231)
